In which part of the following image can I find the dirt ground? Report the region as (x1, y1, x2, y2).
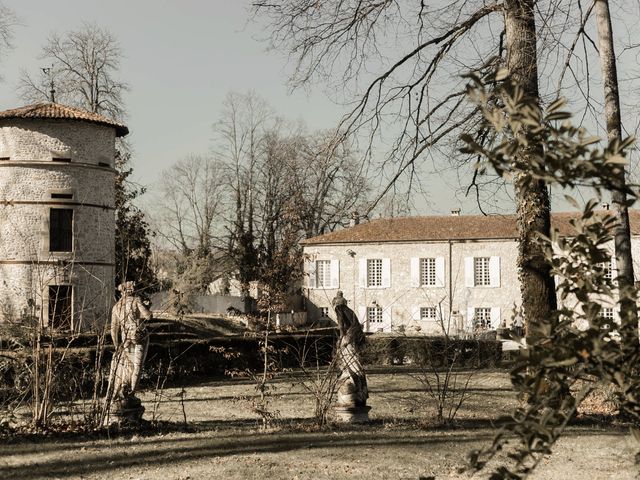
(1, 368, 638, 480)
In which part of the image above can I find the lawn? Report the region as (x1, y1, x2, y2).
(1, 367, 638, 479)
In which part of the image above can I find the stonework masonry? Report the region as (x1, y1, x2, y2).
(0, 113, 121, 331)
(304, 239, 521, 334)
(303, 221, 640, 335)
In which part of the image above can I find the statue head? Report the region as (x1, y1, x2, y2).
(118, 281, 135, 295)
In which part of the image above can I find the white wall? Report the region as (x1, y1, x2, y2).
(303, 238, 521, 334)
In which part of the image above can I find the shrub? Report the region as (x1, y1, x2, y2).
(362, 336, 502, 368)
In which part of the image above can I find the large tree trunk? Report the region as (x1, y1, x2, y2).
(594, 0, 638, 349)
(504, 0, 557, 338)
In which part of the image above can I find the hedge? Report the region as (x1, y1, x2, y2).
(362, 336, 503, 368)
(0, 333, 502, 404)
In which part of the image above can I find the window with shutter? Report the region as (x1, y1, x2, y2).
(419, 258, 436, 286)
(473, 257, 490, 286)
(367, 259, 383, 287)
(473, 307, 491, 329)
(315, 260, 331, 287)
(367, 306, 383, 323)
(420, 307, 437, 320)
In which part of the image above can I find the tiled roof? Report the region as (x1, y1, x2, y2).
(0, 103, 129, 137)
(302, 210, 640, 244)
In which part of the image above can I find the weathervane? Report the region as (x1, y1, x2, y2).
(41, 65, 55, 103)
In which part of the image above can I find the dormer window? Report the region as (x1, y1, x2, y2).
(0, 157, 9, 161)
(52, 156, 71, 162)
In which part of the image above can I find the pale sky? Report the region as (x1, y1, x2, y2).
(0, 0, 493, 216)
(0, 1, 629, 217)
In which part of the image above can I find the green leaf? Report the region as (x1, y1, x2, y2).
(547, 98, 566, 113)
(605, 154, 628, 165)
(564, 195, 581, 210)
(495, 68, 509, 81)
(579, 136, 600, 147)
(546, 111, 572, 121)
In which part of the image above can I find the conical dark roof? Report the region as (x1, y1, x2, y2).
(0, 103, 128, 136)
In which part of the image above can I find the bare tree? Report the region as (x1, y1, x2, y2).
(594, 0, 637, 349)
(18, 23, 128, 120)
(216, 91, 271, 289)
(155, 155, 225, 257)
(290, 130, 369, 238)
(212, 91, 370, 290)
(253, 0, 556, 331)
(0, 2, 16, 78)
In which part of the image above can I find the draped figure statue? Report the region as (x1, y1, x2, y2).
(105, 281, 151, 424)
(333, 292, 370, 421)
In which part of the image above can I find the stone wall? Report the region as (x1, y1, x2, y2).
(149, 292, 257, 315)
(304, 238, 528, 334)
(0, 119, 115, 166)
(0, 119, 116, 331)
(305, 236, 640, 335)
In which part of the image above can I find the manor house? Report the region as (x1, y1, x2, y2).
(301, 211, 640, 335)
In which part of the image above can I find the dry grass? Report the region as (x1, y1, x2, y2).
(0, 368, 638, 480)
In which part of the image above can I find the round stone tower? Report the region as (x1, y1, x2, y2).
(0, 103, 128, 331)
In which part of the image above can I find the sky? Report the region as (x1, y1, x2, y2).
(0, 1, 628, 218)
(0, 0, 492, 217)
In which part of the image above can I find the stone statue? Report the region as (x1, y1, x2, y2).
(333, 294, 370, 422)
(105, 281, 151, 424)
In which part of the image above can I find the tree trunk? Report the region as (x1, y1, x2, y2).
(594, 0, 638, 349)
(504, 0, 557, 338)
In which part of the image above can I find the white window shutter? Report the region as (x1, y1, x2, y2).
(464, 257, 474, 287)
(358, 258, 367, 288)
(357, 306, 367, 330)
(410, 257, 420, 287)
(330, 258, 340, 289)
(411, 306, 421, 321)
(382, 258, 391, 288)
(307, 260, 317, 288)
(467, 307, 475, 328)
(382, 307, 392, 330)
(435, 257, 445, 287)
(489, 256, 501, 287)
(490, 307, 501, 329)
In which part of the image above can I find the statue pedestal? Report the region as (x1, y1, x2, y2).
(334, 384, 371, 423)
(105, 395, 145, 426)
(334, 404, 371, 423)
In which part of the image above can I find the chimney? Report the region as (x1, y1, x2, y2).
(349, 210, 360, 227)
(602, 203, 610, 210)
(451, 208, 461, 216)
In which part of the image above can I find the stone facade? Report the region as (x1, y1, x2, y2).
(302, 214, 640, 335)
(0, 108, 126, 331)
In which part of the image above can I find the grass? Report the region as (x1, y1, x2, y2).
(1, 367, 638, 479)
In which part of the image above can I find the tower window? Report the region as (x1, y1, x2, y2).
(51, 193, 73, 200)
(49, 208, 73, 252)
(48, 285, 72, 330)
